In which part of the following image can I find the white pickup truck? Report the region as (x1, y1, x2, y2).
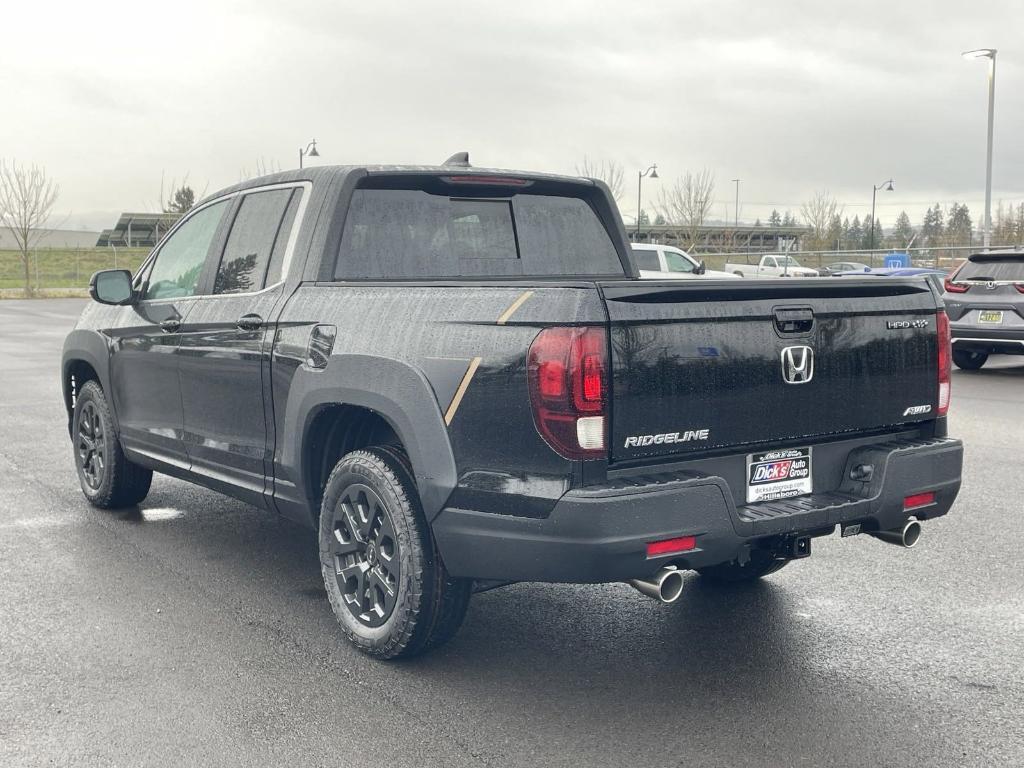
(725, 254, 819, 278)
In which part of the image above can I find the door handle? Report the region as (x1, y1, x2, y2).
(236, 313, 264, 331)
(159, 318, 181, 333)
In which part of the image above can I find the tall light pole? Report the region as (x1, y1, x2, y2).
(731, 178, 740, 227)
(299, 139, 320, 169)
(870, 178, 894, 250)
(636, 164, 658, 239)
(962, 48, 997, 248)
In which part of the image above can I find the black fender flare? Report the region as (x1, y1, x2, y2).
(282, 354, 457, 521)
(61, 330, 114, 434)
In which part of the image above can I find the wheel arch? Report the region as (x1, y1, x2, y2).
(282, 355, 458, 526)
(62, 330, 114, 435)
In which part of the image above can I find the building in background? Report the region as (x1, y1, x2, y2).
(96, 212, 181, 248)
(629, 223, 807, 253)
(0, 228, 102, 249)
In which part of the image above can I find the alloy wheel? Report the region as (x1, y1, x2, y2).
(329, 483, 400, 628)
(77, 401, 105, 490)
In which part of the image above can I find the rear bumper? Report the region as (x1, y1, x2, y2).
(951, 324, 1024, 352)
(432, 437, 963, 583)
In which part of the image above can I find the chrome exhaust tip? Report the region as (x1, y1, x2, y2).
(869, 519, 922, 548)
(628, 567, 685, 604)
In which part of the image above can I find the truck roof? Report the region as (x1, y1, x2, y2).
(199, 164, 598, 207)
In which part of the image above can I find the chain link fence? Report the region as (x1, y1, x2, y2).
(0, 247, 150, 296)
(698, 245, 986, 272)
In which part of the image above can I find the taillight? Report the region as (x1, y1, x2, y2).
(944, 266, 969, 294)
(943, 277, 969, 294)
(528, 326, 608, 459)
(1015, 283, 1024, 294)
(936, 311, 951, 416)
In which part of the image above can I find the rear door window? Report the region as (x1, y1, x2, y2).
(957, 256, 1024, 281)
(214, 188, 301, 294)
(631, 249, 660, 271)
(335, 187, 622, 279)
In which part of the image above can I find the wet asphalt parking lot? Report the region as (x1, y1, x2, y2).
(0, 298, 1021, 767)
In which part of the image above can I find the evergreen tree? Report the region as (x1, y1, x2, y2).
(826, 213, 843, 250)
(653, 213, 666, 226)
(921, 204, 944, 246)
(848, 215, 862, 248)
(893, 211, 915, 245)
(768, 209, 782, 228)
(754, 217, 762, 227)
(947, 203, 973, 246)
(781, 211, 796, 227)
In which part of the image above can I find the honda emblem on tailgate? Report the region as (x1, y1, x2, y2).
(781, 346, 814, 384)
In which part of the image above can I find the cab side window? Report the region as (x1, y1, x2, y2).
(213, 188, 301, 295)
(144, 201, 229, 300)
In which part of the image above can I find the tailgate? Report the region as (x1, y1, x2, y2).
(601, 279, 941, 463)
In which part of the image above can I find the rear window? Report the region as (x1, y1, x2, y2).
(957, 256, 1024, 281)
(335, 188, 623, 279)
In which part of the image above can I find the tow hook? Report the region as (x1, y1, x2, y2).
(777, 535, 812, 559)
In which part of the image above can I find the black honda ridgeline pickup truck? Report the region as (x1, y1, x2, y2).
(63, 159, 963, 658)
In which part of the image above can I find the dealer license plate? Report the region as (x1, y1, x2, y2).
(978, 310, 1003, 324)
(746, 448, 812, 504)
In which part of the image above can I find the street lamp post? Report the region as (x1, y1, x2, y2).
(962, 48, 997, 249)
(731, 178, 740, 227)
(869, 178, 894, 250)
(636, 164, 658, 239)
(299, 139, 320, 169)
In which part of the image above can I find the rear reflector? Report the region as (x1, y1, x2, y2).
(903, 491, 936, 510)
(646, 536, 697, 558)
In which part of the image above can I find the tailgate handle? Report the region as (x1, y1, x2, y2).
(774, 308, 814, 334)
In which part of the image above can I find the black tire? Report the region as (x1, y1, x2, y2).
(318, 446, 471, 659)
(72, 380, 152, 509)
(696, 551, 789, 583)
(952, 349, 988, 371)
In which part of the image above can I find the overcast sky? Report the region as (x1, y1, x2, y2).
(2, 0, 1021, 232)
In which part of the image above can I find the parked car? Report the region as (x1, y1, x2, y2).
(631, 243, 738, 279)
(942, 250, 1024, 370)
(841, 267, 947, 277)
(819, 261, 870, 276)
(63, 160, 963, 659)
(725, 253, 819, 277)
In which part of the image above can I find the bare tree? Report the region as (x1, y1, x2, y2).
(575, 156, 624, 203)
(0, 161, 60, 296)
(799, 191, 843, 251)
(657, 169, 715, 249)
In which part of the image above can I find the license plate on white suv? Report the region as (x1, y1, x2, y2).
(746, 448, 812, 504)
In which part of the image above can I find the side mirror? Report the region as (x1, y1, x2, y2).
(89, 269, 135, 306)
(695, 260, 707, 275)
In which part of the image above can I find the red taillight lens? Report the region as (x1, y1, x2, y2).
(528, 326, 608, 459)
(943, 276, 969, 294)
(944, 266, 969, 294)
(904, 491, 936, 510)
(646, 536, 698, 558)
(936, 311, 951, 416)
(1015, 283, 1024, 294)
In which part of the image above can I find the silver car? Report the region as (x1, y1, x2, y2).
(942, 251, 1024, 370)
